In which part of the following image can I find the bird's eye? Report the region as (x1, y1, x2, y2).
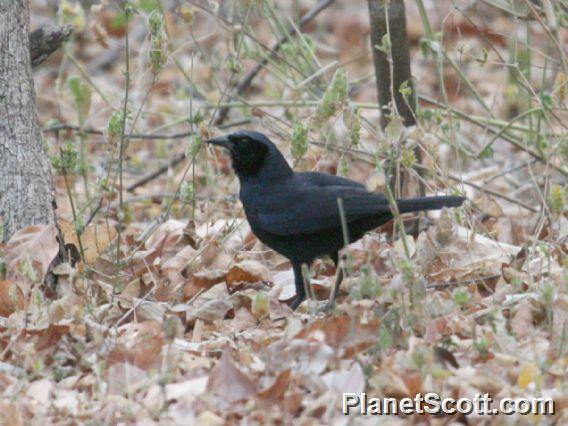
(238, 138, 254, 152)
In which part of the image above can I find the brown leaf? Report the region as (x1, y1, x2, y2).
(226, 261, 271, 289)
(257, 369, 291, 401)
(510, 299, 535, 340)
(0, 402, 23, 426)
(107, 321, 165, 369)
(60, 219, 117, 265)
(416, 225, 521, 283)
(207, 351, 256, 401)
(183, 269, 227, 302)
(162, 245, 197, 272)
(26, 324, 70, 352)
(186, 298, 233, 324)
(265, 339, 334, 375)
(0, 280, 25, 317)
(5, 225, 59, 295)
(295, 314, 380, 358)
(133, 220, 187, 265)
(106, 362, 148, 396)
(190, 270, 227, 289)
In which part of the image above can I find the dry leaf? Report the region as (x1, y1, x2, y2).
(207, 352, 256, 401)
(0, 280, 25, 317)
(60, 219, 117, 265)
(5, 224, 59, 295)
(186, 298, 233, 323)
(257, 369, 291, 401)
(517, 362, 538, 389)
(321, 362, 365, 394)
(295, 314, 380, 358)
(265, 339, 334, 376)
(107, 321, 165, 369)
(190, 270, 227, 289)
(165, 376, 208, 401)
(551, 295, 568, 357)
(226, 261, 271, 288)
(133, 220, 187, 264)
(510, 299, 535, 339)
(162, 245, 197, 272)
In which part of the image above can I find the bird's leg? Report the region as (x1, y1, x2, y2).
(290, 262, 307, 310)
(327, 253, 345, 310)
(301, 263, 316, 301)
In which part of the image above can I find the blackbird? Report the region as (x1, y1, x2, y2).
(207, 130, 465, 309)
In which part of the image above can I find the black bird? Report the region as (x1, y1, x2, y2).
(207, 130, 465, 309)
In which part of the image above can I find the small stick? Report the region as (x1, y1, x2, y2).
(44, 119, 251, 140)
(214, 0, 336, 125)
(30, 24, 74, 68)
(328, 198, 350, 308)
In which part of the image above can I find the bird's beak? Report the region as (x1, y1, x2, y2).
(206, 135, 232, 150)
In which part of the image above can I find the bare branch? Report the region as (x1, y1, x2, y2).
(30, 24, 74, 68)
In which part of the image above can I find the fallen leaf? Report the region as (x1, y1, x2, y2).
(60, 219, 117, 264)
(190, 270, 227, 289)
(0, 280, 25, 317)
(207, 351, 256, 401)
(186, 298, 233, 323)
(5, 224, 59, 295)
(272, 269, 296, 301)
(133, 220, 187, 264)
(26, 379, 53, 405)
(106, 362, 148, 395)
(510, 299, 535, 339)
(321, 362, 365, 394)
(551, 295, 568, 357)
(226, 261, 271, 289)
(518, 362, 538, 389)
(165, 376, 208, 401)
(107, 321, 165, 369)
(265, 339, 334, 376)
(162, 245, 197, 272)
(257, 369, 291, 401)
(295, 314, 380, 358)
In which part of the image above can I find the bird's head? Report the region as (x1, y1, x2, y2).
(207, 130, 292, 180)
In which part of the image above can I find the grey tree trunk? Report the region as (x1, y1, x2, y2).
(0, 0, 58, 242)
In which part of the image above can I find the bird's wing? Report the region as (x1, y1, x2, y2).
(295, 172, 366, 189)
(257, 185, 390, 236)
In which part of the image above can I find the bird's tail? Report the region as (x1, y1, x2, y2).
(395, 195, 465, 214)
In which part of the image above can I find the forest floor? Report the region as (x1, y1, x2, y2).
(1, 0, 567, 424)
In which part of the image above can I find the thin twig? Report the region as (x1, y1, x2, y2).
(213, 0, 336, 125)
(419, 95, 568, 178)
(427, 274, 501, 289)
(116, 11, 131, 269)
(44, 119, 251, 140)
(309, 140, 539, 213)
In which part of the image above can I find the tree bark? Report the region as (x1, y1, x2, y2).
(367, 0, 424, 200)
(367, 0, 416, 128)
(0, 0, 59, 242)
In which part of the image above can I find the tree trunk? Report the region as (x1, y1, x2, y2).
(0, 0, 58, 242)
(367, 0, 416, 129)
(367, 0, 424, 200)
